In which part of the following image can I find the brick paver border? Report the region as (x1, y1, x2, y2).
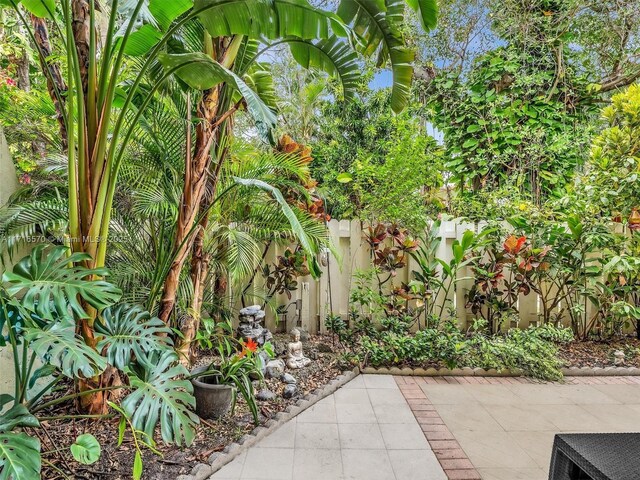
(395, 376, 482, 480)
(395, 375, 640, 480)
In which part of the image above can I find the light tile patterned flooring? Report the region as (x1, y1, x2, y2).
(209, 374, 447, 480)
(208, 374, 640, 480)
(404, 375, 640, 480)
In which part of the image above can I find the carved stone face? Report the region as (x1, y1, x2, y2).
(291, 329, 300, 342)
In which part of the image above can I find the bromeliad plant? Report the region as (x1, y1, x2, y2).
(0, 246, 199, 479)
(189, 319, 273, 424)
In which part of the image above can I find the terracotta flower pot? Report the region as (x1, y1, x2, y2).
(190, 366, 234, 419)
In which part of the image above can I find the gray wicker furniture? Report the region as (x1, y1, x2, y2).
(549, 433, 640, 480)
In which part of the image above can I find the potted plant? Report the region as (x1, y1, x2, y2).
(189, 320, 272, 423)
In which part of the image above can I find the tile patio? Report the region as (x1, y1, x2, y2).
(209, 374, 446, 480)
(208, 374, 640, 480)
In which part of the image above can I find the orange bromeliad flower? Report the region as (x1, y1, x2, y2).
(237, 338, 259, 359)
(245, 338, 258, 353)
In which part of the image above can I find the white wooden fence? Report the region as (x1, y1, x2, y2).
(243, 219, 607, 335)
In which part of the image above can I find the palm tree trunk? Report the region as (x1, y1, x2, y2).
(71, 0, 115, 415)
(174, 120, 233, 365)
(31, 14, 68, 150)
(158, 35, 241, 329)
(158, 88, 221, 324)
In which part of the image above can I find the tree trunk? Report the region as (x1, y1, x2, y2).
(158, 87, 221, 324)
(12, 48, 30, 91)
(174, 120, 233, 365)
(157, 35, 241, 328)
(71, 0, 110, 415)
(31, 14, 68, 150)
(71, 0, 91, 93)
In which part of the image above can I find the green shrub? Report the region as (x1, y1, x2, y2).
(358, 322, 572, 381)
(467, 325, 573, 381)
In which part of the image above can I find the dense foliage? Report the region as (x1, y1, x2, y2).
(1, 0, 640, 477)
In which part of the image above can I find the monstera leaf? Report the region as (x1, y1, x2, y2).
(0, 404, 41, 480)
(0, 294, 25, 346)
(122, 351, 199, 446)
(70, 434, 101, 465)
(95, 304, 173, 370)
(25, 318, 107, 379)
(2, 245, 122, 321)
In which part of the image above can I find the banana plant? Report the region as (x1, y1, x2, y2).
(3, 0, 437, 399)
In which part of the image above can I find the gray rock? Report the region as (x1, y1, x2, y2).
(190, 463, 213, 480)
(283, 384, 297, 399)
(298, 327, 310, 342)
(255, 310, 266, 321)
(281, 373, 297, 384)
(240, 304, 262, 315)
(265, 359, 286, 378)
(256, 389, 276, 401)
(250, 351, 269, 380)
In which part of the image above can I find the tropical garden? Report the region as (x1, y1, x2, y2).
(0, 0, 639, 478)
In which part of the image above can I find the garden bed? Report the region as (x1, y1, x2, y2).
(35, 334, 343, 480)
(558, 336, 640, 368)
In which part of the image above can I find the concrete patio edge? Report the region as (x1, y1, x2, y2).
(178, 367, 360, 480)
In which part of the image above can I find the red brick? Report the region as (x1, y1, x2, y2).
(433, 448, 467, 459)
(400, 384, 423, 391)
(403, 390, 427, 399)
(440, 459, 475, 470)
(414, 411, 441, 419)
(394, 376, 406, 385)
(407, 398, 432, 405)
(435, 377, 450, 384)
(417, 416, 444, 424)
(403, 376, 417, 384)
(409, 404, 437, 411)
(425, 430, 456, 441)
(420, 423, 449, 432)
(423, 376, 438, 384)
(429, 440, 462, 450)
(444, 469, 482, 479)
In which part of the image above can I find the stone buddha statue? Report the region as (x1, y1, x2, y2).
(286, 328, 311, 369)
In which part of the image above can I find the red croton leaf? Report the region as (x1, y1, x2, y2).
(503, 235, 527, 255)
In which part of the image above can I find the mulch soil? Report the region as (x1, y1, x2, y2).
(558, 336, 640, 368)
(32, 334, 640, 479)
(35, 334, 343, 480)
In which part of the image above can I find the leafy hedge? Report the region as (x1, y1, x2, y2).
(359, 322, 573, 381)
